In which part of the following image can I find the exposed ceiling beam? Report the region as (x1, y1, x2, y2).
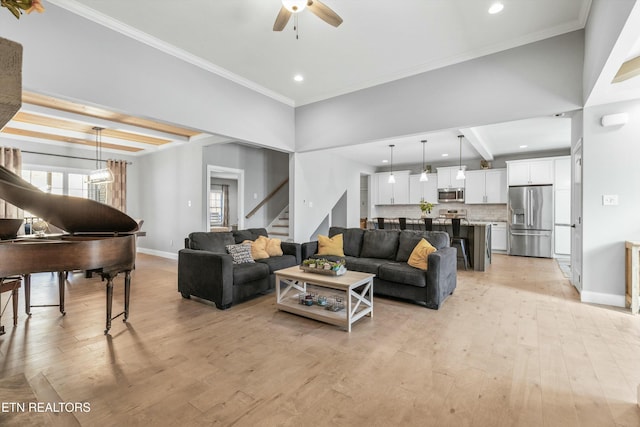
(459, 127, 494, 161)
(612, 55, 640, 83)
(22, 91, 200, 138)
(2, 127, 143, 152)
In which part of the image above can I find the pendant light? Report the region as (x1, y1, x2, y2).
(88, 126, 114, 184)
(388, 144, 396, 184)
(419, 139, 428, 182)
(456, 135, 465, 180)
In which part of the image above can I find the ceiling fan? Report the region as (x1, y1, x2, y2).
(273, 0, 343, 33)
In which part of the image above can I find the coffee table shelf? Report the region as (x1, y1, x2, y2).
(275, 266, 374, 332)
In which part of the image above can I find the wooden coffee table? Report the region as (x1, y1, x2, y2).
(275, 266, 374, 332)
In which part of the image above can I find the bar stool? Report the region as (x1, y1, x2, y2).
(377, 217, 385, 229)
(398, 217, 407, 230)
(423, 217, 433, 231)
(450, 218, 470, 270)
(1, 276, 21, 328)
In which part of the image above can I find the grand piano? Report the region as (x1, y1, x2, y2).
(0, 164, 138, 334)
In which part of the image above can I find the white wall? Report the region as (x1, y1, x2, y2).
(581, 99, 640, 305)
(0, 3, 294, 152)
(295, 31, 585, 152)
(292, 152, 375, 242)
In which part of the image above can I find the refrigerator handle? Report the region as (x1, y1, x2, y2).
(526, 189, 531, 227)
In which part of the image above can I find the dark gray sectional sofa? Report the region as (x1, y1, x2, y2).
(302, 227, 457, 309)
(178, 228, 301, 309)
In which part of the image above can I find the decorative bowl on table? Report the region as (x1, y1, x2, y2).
(0, 218, 23, 240)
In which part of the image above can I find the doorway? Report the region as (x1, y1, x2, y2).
(205, 165, 244, 231)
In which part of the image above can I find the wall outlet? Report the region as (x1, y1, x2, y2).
(602, 195, 618, 206)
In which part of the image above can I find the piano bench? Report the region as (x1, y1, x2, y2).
(1, 277, 21, 327)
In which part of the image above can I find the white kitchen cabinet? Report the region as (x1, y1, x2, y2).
(491, 222, 507, 251)
(375, 171, 410, 205)
(409, 173, 438, 204)
(507, 159, 553, 186)
(465, 169, 506, 204)
(437, 166, 466, 189)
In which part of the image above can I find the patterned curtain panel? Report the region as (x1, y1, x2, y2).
(0, 146, 22, 218)
(106, 159, 127, 212)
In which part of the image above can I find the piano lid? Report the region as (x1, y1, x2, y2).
(0, 165, 139, 234)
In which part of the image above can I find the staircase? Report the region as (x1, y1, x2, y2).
(268, 206, 290, 240)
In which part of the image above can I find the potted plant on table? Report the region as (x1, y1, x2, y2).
(419, 199, 434, 218)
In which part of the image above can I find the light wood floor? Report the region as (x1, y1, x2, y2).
(1, 254, 640, 426)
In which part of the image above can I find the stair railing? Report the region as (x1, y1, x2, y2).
(245, 177, 289, 219)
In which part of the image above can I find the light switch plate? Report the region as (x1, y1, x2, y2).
(602, 195, 618, 206)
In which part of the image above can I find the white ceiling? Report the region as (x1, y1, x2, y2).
(54, 0, 592, 106)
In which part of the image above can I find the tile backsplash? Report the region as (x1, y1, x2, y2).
(373, 203, 508, 222)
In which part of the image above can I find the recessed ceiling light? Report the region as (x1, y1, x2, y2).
(382, 159, 388, 163)
(488, 2, 504, 14)
(293, 74, 304, 82)
(442, 153, 449, 157)
(520, 145, 528, 149)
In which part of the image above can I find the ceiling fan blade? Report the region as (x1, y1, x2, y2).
(273, 6, 292, 31)
(307, 0, 343, 27)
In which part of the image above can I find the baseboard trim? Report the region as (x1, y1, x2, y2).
(580, 290, 625, 308)
(137, 247, 178, 260)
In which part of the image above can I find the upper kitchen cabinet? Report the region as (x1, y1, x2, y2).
(507, 159, 553, 186)
(375, 171, 410, 205)
(465, 169, 507, 204)
(409, 173, 438, 204)
(437, 166, 466, 189)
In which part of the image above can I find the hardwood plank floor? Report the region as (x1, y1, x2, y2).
(1, 254, 640, 426)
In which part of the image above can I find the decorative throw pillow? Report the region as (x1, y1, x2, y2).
(317, 233, 345, 257)
(266, 237, 284, 257)
(407, 238, 437, 271)
(226, 243, 255, 264)
(244, 235, 269, 260)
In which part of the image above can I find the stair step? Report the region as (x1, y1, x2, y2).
(269, 231, 289, 236)
(279, 217, 289, 220)
(272, 224, 288, 228)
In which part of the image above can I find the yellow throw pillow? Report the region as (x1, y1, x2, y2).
(407, 238, 437, 271)
(244, 235, 269, 260)
(317, 234, 345, 257)
(266, 237, 283, 257)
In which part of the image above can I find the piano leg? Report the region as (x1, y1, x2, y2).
(58, 271, 66, 315)
(24, 274, 31, 316)
(124, 271, 131, 322)
(105, 277, 113, 335)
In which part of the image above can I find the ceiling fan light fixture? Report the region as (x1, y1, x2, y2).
(282, 0, 307, 13)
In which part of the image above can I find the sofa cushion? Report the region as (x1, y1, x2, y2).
(360, 230, 399, 260)
(226, 243, 255, 264)
(244, 236, 269, 260)
(232, 230, 254, 244)
(407, 238, 437, 270)
(256, 255, 298, 273)
(266, 238, 284, 257)
(396, 230, 449, 261)
(189, 232, 235, 253)
(248, 228, 269, 240)
(378, 262, 427, 288)
(317, 234, 345, 257)
(329, 227, 365, 257)
(345, 257, 389, 275)
(232, 262, 270, 284)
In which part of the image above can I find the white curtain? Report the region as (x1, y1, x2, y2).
(0, 146, 22, 218)
(106, 159, 127, 212)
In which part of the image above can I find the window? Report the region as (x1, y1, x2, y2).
(210, 188, 224, 227)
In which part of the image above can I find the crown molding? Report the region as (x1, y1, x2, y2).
(48, 0, 295, 107)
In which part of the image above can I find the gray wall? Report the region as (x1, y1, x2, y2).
(582, 98, 640, 304)
(295, 31, 585, 152)
(583, 0, 637, 104)
(202, 143, 289, 230)
(0, 3, 294, 152)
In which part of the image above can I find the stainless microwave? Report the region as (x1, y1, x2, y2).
(438, 188, 464, 203)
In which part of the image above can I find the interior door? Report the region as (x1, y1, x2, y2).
(571, 139, 583, 292)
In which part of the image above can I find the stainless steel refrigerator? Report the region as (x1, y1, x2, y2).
(508, 185, 553, 258)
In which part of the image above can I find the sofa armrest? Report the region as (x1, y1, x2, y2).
(281, 242, 301, 264)
(178, 249, 234, 308)
(425, 247, 457, 308)
(301, 241, 318, 261)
